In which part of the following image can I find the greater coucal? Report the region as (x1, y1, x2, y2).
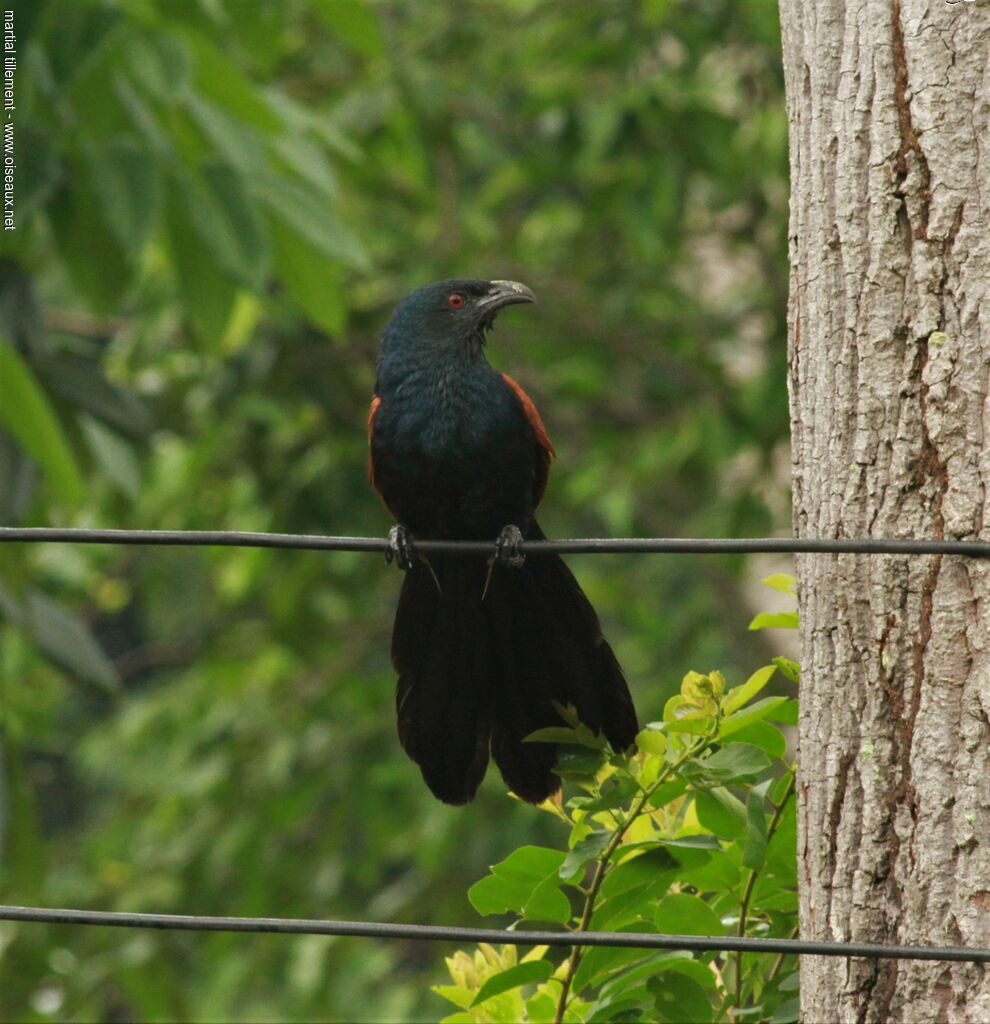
(369, 278, 638, 804)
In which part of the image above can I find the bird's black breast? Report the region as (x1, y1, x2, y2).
(372, 366, 540, 539)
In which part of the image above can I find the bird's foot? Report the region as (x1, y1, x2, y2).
(494, 524, 526, 569)
(386, 524, 415, 571)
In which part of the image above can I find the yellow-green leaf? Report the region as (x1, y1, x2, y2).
(471, 960, 553, 1007)
(761, 573, 796, 594)
(722, 665, 776, 715)
(0, 342, 85, 506)
(748, 611, 799, 631)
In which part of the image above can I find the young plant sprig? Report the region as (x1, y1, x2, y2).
(434, 577, 800, 1024)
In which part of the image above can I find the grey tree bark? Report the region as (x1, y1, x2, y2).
(778, 0, 990, 1020)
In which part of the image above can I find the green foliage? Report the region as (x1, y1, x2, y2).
(0, 0, 789, 1020)
(0, 340, 85, 506)
(434, 600, 798, 1024)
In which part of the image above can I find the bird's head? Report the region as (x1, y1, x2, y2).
(382, 278, 535, 358)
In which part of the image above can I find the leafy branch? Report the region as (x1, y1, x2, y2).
(552, 719, 723, 1024)
(734, 769, 796, 1014)
(434, 576, 801, 1024)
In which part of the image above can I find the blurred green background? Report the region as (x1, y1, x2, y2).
(0, 0, 790, 1020)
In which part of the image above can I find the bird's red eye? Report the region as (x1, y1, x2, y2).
(448, 293, 466, 309)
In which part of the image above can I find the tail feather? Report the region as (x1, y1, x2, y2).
(487, 527, 638, 801)
(393, 556, 491, 804)
(486, 568, 562, 803)
(390, 522, 638, 804)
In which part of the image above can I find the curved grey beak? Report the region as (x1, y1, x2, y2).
(476, 280, 536, 314)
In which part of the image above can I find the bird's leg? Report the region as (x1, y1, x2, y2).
(494, 524, 526, 569)
(386, 524, 415, 572)
(482, 525, 526, 600)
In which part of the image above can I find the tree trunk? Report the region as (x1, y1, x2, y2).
(778, 0, 990, 1020)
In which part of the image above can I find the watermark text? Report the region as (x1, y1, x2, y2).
(3, 9, 14, 231)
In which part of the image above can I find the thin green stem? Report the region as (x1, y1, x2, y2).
(765, 924, 799, 987)
(733, 770, 796, 1012)
(552, 725, 720, 1024)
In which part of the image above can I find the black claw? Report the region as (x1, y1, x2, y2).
(494, 524, 526, 569)
(387, 525, 415, 571)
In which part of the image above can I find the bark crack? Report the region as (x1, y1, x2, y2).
(890, 0, 932, 241)
(826, 751, 855, 883)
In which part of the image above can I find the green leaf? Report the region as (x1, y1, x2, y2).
(0, 342, 85, 506)
(648, 971, 713, 1023)
(255, 174, 368, 270)
(470, 960, 553, 1007)
(648, 777, 689, 809)
(680, 669, 725, 709)
(313, 0, 385, 57)
(753, 886, 798, 914)
(35, 352, 153, 439)
(468, 846, 571, 924)
(587, 994, 649, 1022)
(657, 835, 722, 850)
(432, 985, 473, 1010)
(726, 720, 787, 759)
(264, 89, 362, 163)
(526, 991, 558, 1022)
(524, 727, 602, 750)
(597, 952, 697, 1004)
(3, 586, 121, 696)
(768, 699, 799, 725)
(653, 892, 723, 937)
(772, 656, 801, 683)
(722, 664, 776, 715)
(761, 573, 796, 594)
(80, 416, 141, 499)
(572, 923, 659, 993)
(49, 172, 133, 312)
(571, 775, 638, 814)
(599, 847, 678, 900)
(592, 878, 671, 932)
(166, 183, 238, 344)
(272, 133, 339, 199)
(766, 800, 797, 878)
(554, 745, 607, 777)
(718, 697, 790, 740)
(126, 28, 190, 98)
(559, 831, 610, 880)
(770, 996, 800, 1023)
(0, 432, 38, 523)
(636, 726, 666, 755)
(180, 163, 270, 290)
(269, 215, 346, 335)
(84, 136, 161, 263)
(185, 94, 267, 177)
(651, 955, 718, 991)
(184, 32, 282, 132)
(694, 787, 746, 840)
(661, 717, 712, 735)
(687, 743, 771, 785)
(748, 611, 799, 631)
(742, 788, 769, 870)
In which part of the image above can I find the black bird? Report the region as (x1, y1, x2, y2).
(368, 278, 638, 804)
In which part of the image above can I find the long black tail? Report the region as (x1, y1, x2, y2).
(391, 523, 638, 805)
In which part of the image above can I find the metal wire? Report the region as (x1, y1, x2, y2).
(1, 527, 988, 557)
(1, 906, 988, 962)
(2, 527, 987, 967)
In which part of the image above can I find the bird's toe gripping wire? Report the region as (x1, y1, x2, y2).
(386, 524, 415, 572)
(494, 524, 526, 569)
(482, 526, 526, 601)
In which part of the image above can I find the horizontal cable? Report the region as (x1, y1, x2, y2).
(0, 527, 988, 557)
(1, 906, 988, 963)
